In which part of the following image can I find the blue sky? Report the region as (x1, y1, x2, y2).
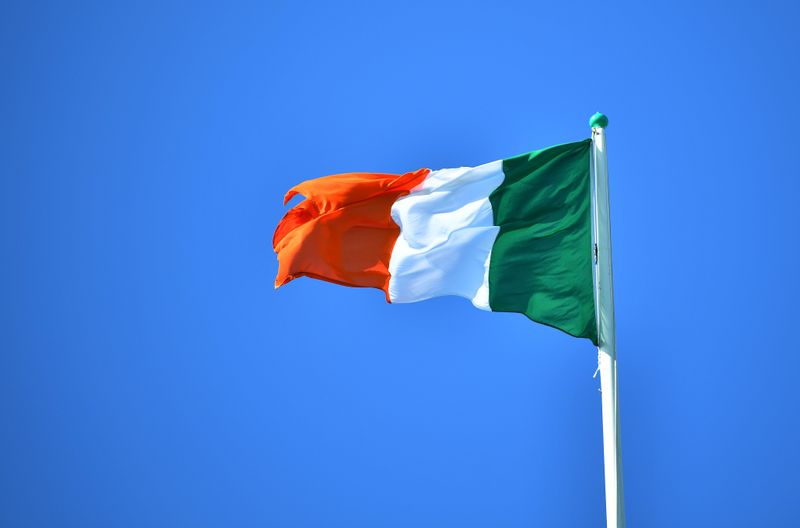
(2, 1, 799, 526)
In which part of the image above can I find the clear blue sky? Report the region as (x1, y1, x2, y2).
(2, 1, 799, 526)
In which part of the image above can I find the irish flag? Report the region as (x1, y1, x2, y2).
(273, 139, 598, 344)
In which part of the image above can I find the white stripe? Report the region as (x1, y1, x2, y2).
(388, 160, 504, 309)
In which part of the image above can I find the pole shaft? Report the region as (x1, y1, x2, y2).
(591, 125, 625, 528)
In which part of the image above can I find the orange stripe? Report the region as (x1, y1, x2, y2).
(273, 168, 430, 300)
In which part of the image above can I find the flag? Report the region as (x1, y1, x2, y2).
(273, 139, 597, 344)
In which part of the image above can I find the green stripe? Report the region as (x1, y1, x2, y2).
(488, 139, 598, 344)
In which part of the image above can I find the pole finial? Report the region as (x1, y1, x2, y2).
(590, 112, 609, 129)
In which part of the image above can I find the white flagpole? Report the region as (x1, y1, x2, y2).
(590, 112, 625, 528)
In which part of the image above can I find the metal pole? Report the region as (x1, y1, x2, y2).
(590, 112, 625, 528)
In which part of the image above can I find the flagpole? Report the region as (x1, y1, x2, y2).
(590, 112, 625, 528)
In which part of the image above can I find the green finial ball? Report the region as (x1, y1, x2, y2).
(589, 112, 609, 129)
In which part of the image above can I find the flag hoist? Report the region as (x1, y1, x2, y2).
(273, 113, 625, 527)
